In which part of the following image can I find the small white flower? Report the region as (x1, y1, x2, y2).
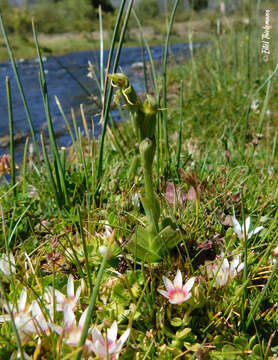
(90, 321, 130, 359)
(30, 300, 50, 335)
(229, 254, 245, 278)
(0, 289, 40, 343)
(206, 253, 244, 288)
(232, 216, 264, 240)
(251, 99, 259, 111)
(206, 258, 229, 288)
(50, 305, 93, 351)
(45, 274, 81, 314)
(158, 269, 195, 304)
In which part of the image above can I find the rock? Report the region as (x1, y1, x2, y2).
(0, 131, 28, 148)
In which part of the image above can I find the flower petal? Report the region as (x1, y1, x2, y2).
(92, 326, 104, 345)
(67, 275, 74, 299)
(111, 328, 130, 354)
(222, 258, 230, 272)
(78, 308, 88, 330)
(157, 289, 170, 299)
(19, 288, 27, 313)
(49, 323, 63, 335)
(183, 277, 195, 294)
(94, 339, 106, 356)
(107, 321, 118, 344)
(64, 304, 75, 330)
(173, 270, 183, 288)
(245, 217, 251, 233)
(162, 276, 174, 292)
(169, 292, 192, 304)
(248, 226, 264, 239)
(237, 262, 244, 273)
(232, 216, 242, 236)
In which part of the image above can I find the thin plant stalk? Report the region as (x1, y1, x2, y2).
(40, 134, 61, 207)
(0, 12, 40, 162)
(257, 79, 271, 134)
(77, 207, 93, 294)
(246, 259, 278, 330)
(176, 80, 183, 174)
(6, 76, 16, 195)
(97, 0, 133, 184)
(75, 231, 115, 360)
(33, 19, 69, 205)
(244, 64, 278, 145)
(132, 10, 159, 97)
(22, 137, 29, 195)
(8, 204, 31, 247)
(161, 0, 180, 170)
(55, 96, 76, 146)
(0, 280, 26, 360)
(99, 5, 104, 100)
(80, 104, 90, 141)
(77, 127, 89, 188)
(240, 187, 248, 330)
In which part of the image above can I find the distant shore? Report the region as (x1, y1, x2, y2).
(0, 18, 244, 62)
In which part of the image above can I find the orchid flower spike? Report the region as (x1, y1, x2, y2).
(158, 269, 195, 304)
(232, 216, 263, 240)
(90, 321, 130, 359)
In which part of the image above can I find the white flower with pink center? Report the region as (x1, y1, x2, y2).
(50, 305, 92, 351)
(45, 274, 81, 314)
(158, 269, 195, 305)
(89, 321, 130, 359)
(0, 288, 40, 343)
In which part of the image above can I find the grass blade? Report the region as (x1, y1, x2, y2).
(75, 231, 115, 360)
(40, 134, 61, 208)
(6, 76, 16, 196)
(32, 19, 69, 205)
(161, 0, 180, 171)
(0, 12, 40, 162)
(176, 80, 183, 174)
(97, 0, 134, 184)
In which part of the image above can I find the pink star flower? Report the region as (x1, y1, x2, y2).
(89, 321, 130, 359)
(158, 270, 195, 304)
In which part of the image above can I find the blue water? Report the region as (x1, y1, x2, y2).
(0, 42, 206, 159)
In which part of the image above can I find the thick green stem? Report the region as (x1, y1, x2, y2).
(140, 139, 160, 234)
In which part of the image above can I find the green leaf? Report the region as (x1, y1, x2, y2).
(126, 226, 163, 262)
(170, 317, 183, 327)
(126, 224, 181, 262)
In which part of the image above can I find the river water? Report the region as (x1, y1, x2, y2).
(0, 42, 206, 160)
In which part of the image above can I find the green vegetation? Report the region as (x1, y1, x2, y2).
(0, 0, 269, 61)
(0, 0, 278, 359)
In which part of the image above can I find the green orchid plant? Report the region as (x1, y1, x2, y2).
(109, 73, 180, 262)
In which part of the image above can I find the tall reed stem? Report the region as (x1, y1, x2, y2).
(6, 77, 16, 196)
(0, 12, 40, 162)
